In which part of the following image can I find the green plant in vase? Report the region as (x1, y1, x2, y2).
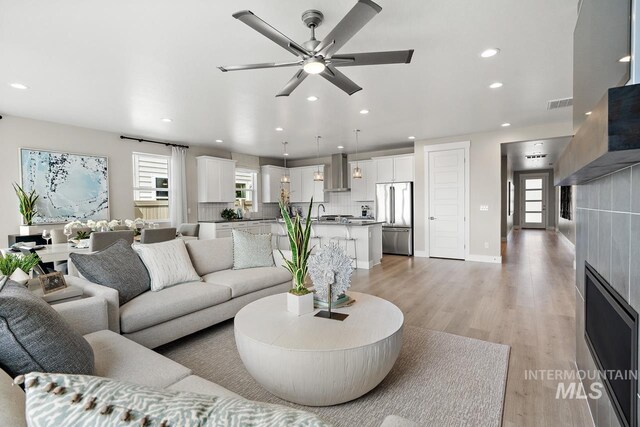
(221, 208, 238, 221)
(278, 197, 314, 296)
(13, 183, 39, 226)
(0, 253, 40, 285)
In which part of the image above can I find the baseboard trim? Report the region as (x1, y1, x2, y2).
(557, 231, 575, 249)
(414, 250, 428, 258)
(466, 254, 502, 264)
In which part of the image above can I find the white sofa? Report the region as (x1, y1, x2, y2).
(68, 237, 292, 348)
(0, 296, 241, 427)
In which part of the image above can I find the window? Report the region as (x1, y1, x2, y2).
(132, 153, 170, 221)
(235, 169, 258, 212)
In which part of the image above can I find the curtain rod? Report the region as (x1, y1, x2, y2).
(120, 135, 189, 149)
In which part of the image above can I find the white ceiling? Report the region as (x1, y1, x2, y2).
(0, 0, 577, 158)
(501, 136, 572, 171)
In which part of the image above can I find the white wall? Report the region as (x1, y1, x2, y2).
(0, 115, 230, 242)
(414, 121, 572, 259)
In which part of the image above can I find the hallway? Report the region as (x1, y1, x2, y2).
(350, 229, 592, 426)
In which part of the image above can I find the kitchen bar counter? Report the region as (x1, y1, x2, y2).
(264, 219, 385, 227)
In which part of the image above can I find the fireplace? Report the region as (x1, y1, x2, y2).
(585, 262, 638, 427)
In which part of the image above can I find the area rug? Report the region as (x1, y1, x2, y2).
(158, 321, 510, 427)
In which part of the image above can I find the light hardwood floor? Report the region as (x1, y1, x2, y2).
(349, 229, 593, 427)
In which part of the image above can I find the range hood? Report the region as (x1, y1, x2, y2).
(326, 153, 350, 192)
(555, 83, 640, 185)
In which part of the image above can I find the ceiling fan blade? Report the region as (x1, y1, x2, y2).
(320, 66, 362, 96)
(276, 70, 308, 97)
(233, 10, 310, 58)
(218, 60, 302, 72)
(330, 50, 414, 67)
(315, 0, 382, 58)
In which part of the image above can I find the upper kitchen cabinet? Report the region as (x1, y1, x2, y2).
(350, 160, 376, 201)
(288, 167, 303, 203)
(300, 165, 326, 203)
(261, 165, 288, 203)
(197, 156, 236, 203)
(373, 154, 414, 183)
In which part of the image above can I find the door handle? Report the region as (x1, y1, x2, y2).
(429, 217, 436, 220)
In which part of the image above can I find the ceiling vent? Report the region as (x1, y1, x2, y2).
(547, 97, 573, 110)
(525, 154, 548, 159)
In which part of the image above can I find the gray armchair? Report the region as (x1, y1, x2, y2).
(140, 227, 177, 244)
(177, 223, 200, 238)
(89, 230, 135, 252)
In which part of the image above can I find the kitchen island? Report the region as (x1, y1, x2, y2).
(268, 220, 383, 270)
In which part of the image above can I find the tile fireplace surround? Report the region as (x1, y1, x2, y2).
(575, 163, 640, 427)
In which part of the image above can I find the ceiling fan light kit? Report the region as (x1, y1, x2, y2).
(219, 0, 413, 96)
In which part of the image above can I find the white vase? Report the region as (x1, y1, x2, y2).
(9, 268, 30, 286)
(19, 225, 42, 236)
(287, 292, 314, 316)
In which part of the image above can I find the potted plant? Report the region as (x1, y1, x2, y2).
(221, 208, 238, 221)
(13, 183, 39, 235)
(0, 253, 40, 285)
(278, 197, 315, 315)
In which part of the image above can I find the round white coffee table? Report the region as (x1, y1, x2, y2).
(234, 291, 404, 406)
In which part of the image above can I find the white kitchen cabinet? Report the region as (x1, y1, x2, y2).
(288, 167, 303, 203)
(261, 165, 288, 203)
(349, 160, 376, 201)
(300, 165, 326, 203)
(393, 155, 414, 182)
(197, 156, 237, 203)
(375, 157, 394, 183)
(373, 154, 414, 183)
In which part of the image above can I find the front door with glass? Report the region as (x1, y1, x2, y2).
(520, 174, 547, 229)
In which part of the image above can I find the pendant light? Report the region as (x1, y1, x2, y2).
(352, 129, 363, 179)
(281, 141, 290, 183)
(313, 135, 324, 181)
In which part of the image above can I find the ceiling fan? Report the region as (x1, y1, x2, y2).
(218, 0, 414, 97)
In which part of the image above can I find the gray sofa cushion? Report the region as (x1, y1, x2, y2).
(120, 282, 232, 334)
(185, 238, 234, 276)
(84, 330, 190, 388)
(0, 278, 95, 378)
(0, 368, 26, 427)
(69, 239, 150, 305)
(202, 266, 291, 298)
(232, 229, 275, 270)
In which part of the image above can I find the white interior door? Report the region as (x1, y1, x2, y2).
(428, 149, 465, 259)
(520, 174, 547, 229)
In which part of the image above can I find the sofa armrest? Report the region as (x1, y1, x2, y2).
(52, 296, 109, 336)
(64, 276, 120, 333)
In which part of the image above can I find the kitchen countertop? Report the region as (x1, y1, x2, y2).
(198, 218, 275, 223)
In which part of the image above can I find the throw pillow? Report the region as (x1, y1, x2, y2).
(23, 372, 331, 427)
(0, 279, 95, 379)
(133, 239, 201, 291)
(232, 229, 275, 270)
(69, 239, 150, 305)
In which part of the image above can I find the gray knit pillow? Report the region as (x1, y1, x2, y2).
(70, 239, 150, 305)
(232, 230, 275, 270)
(0, 278, 95, 379)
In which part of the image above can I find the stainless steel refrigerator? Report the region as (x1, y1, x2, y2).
(375, 182, 414, 256)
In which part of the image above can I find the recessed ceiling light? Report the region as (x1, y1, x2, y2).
(359, 109, 370, 115)
(275, 127, 284, 132)
(585, 111, 592, 116)
(408, 136, 416, 140)
(307, 96, 318, 101)
(501, 123, 511, 127)
(480, 48, 500, 58)
(534, 142, 543, 147)
(619, 55, 631, 63)
(337, 145, 344, 149)
(160, 118, 173, 123)
(283, 152, 289, 156)
(489, 82, 503, 89)
(215, 139, 223, 143)
(9, 83, 28, 90)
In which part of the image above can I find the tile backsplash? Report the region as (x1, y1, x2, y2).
(198, 191, 375, 222)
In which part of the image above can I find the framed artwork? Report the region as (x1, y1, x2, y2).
(20, 148, 109, 224)
(38, 271, 68, 295)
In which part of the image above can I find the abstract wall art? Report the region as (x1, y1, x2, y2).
(20, 148, 109, 223)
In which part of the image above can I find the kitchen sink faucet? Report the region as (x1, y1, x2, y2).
(317, 204, 325, 221)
